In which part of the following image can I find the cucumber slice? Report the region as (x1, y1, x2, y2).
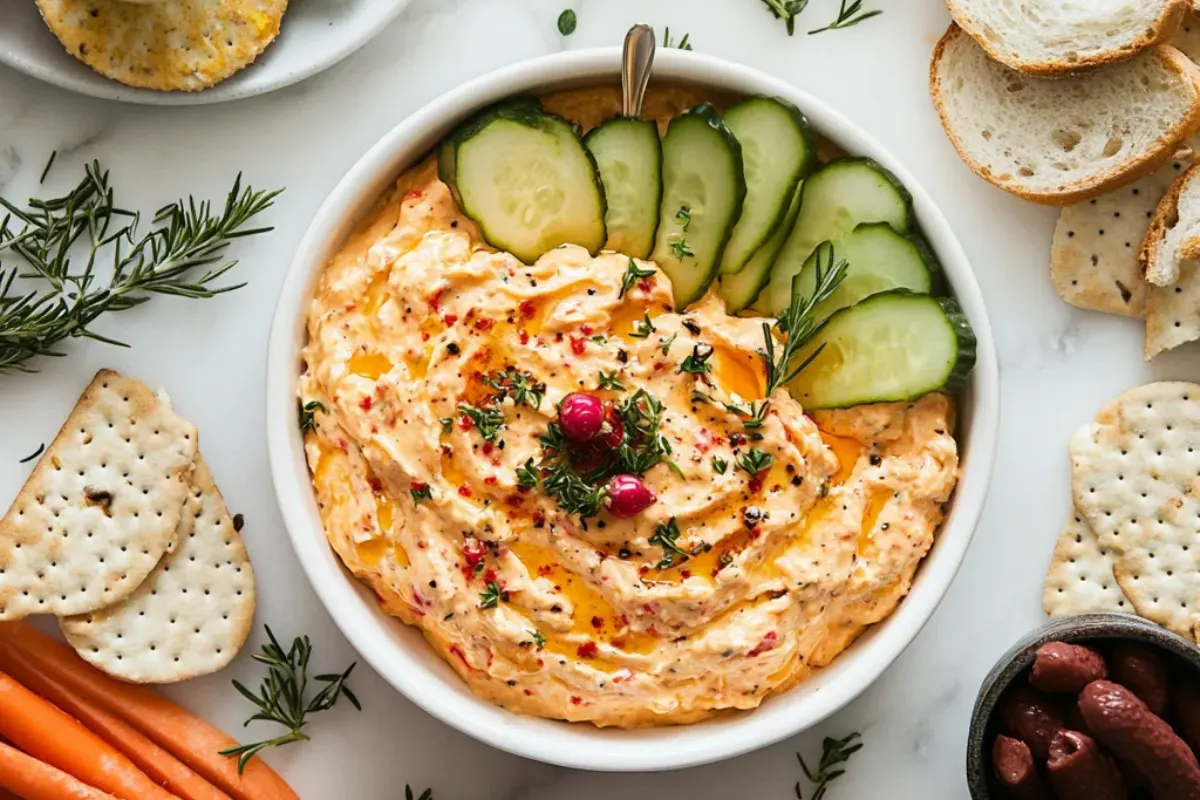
(787, 292, 976, 410)
(650, 104, 746, 309)
(584, 117, 662, 259)
(762, 159, 913, 315)
(718, 179, 803, 312)
(791, 223, 938, 322)
(719, 97, 816, 276)
(439, 104, 606, 264)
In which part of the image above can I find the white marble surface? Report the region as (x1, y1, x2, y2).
(0, 1, 1195, 797)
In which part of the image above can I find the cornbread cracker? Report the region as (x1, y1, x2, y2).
(0, 370, 196, 620)
(1070, 382, 1200, 641)
(1043, 512, 1131, 617)
(1050, 146, 1195, 317)
(60, 457, 255, 683)
(36, 0, 288, 92)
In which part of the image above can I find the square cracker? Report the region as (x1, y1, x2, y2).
(1043, 511, 1131, 617)
(1070, 382, 1200, 642)
(1146, 258, 1200, 357)
(60, 456, 255, 683)
(0, 370, 197, 619)
(1050, 147, 1196, 318)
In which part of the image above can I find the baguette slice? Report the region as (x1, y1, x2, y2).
(948, 0, 1188, 76)
(931, 26, 1200, 205)
(1141, 162, 1200, 285)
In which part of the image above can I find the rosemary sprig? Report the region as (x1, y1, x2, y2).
(0, 161, 280, 374)
(406, 788, 433, 800)
(220, 627, 360, 774)
(760, 242, 847, 395)
(479, 581, 508, 609)
(795, 732, 863, 799)
(759, 0, 809, 35)
(663, 26, 693, 50)
(809, 0, 881, 34)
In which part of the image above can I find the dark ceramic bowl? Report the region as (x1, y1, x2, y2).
(967, 613, 1200, 799)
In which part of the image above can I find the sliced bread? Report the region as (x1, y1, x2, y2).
(948, 0, 1188, 76)
(931, 26, 1200, 205)
(1141, 162, 1200, 285)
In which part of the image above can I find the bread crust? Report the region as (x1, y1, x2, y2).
(947, 0, 1189, 77)
(930, 26, 1200, 206)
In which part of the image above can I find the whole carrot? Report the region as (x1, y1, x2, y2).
(0, 739, 121, 800)
(0, 624, 298, 800)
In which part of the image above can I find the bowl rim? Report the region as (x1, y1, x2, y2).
(265, 46, 1001, 772)
(965, 613, 1200, 799)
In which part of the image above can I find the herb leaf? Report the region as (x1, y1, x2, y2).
(597, 370, 626, 391)
(759, 0, 809, 35)
(760, 242, 847, 395)
(516, 459, 540, 490)
(479, 581, 509, 609)
(219, 627, 360, 775)
(678, 343, 714, 376)
(737, 448, 775, 476)
(18, 443, 44, 464)
(795, 732, 863, 799)
(410, 483, 433, 504)
(299, 400, 326, 434)
(629, 313, 656, 339)
(670, 206, 694, 260)
(484, 366, 545, 409)
(712, 456, 728, 475)
(663, 27, 693, 50)
(619, 258, 656, 298)
(0, 162, 280, 374)
(458, 403, 505, 442)
(406, 788, 434, 800)
(557, 9, 576, 35)
(809, 0, 881, 34)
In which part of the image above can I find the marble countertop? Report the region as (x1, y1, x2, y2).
(1, 0, 1194, 797)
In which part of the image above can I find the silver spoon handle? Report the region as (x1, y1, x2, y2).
(622, 24, 656, 117)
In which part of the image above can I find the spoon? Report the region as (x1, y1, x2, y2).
(622, 24, 656, 117)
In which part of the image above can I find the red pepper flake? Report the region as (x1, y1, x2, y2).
(358, 396, 373, 411)
(580, 324, 594, 336)
(576, 641, 599, 659)
(680, 569, 692, 579)
(368, 477, 383, 493)
(554, 332, 564, 343)
(458, 414, 473, 431)
(421, 332, 430, 342)
(570, 336, 586, 355)
(462, 538, 485, 567)
(483, 568, 497, 583)
(449, 645, 472, 670)
(590, 616, 604, 630)
(537, 564, 554, 577)
(482, 442, 494, 455)
(749, 477, 763, 493)
(484, 476, 498, 486)
(519, 300, 537, 320)
(637, 278, 654, 293)
(519, 330, 530, 345)
(653, 363, 664, 372)
(411, 480, 429, 494)
(458, 485, 473, 498)
(402, 189, 424, 202)
(429, 289, 446, 311)
(443, 314, 458, 326)
(475, 318, 495, 332)
(747, 631, 778, 658)
(524, 689, 534, 696)
(570, 696, 583, 706)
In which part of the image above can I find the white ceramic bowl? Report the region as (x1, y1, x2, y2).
(266, 47, 1000, 772)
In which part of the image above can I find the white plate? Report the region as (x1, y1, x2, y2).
(0, 0, 411, 105)
(266, 48, 1001, 771)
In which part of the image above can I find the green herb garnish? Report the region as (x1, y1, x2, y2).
(410, 484, 433, 504)
(528, 630, 547, 650)
(649, 517, 711, 569)
(516, 459, 540, 490)
(458, 403, 505, 442)
(0, 161, 281, 374)
(619, 258, 656, 298)
(670, 205, 694, 260)
(484, 366, 545, 409)
(19, 443, 44, 464)
(760, 242, 847, 395)
(299, 400, 326, 434)
(406, 788, 433, 800)
(795, 732, 863, 799)
(630, 313, 656, 339)
(678, 343, 714, 376)
(809, 0, 880, 34)
(659, 332, 677, 356)
(663, 27, 693, 49)
(712, 456, 728, 475)
(597, 370, 626, 391)
(479, 581, 508, 609)
(737, 448, 775, 476)
(557, 9, 576, 35)
(759, 0, 809, 35)
(220, 626, 360, 774)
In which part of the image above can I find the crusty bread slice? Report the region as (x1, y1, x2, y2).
(948, 0, 1188, 76)
(1141, 162, 1200, 284)
(931, 26, 1200, 205)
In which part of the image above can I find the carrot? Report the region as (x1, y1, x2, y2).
(0, 646, 232, 800)
(0, 739, 121, 800)
(0, 787, 24, 800)
(0, 669, 179, 800)
(0, 624, 299, 800)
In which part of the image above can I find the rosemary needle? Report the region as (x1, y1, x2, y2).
(0, 160, 282, 374)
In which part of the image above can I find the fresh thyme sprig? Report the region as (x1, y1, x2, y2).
(759, 0, 809, 35)
(220, 627, 360, 774)
(678, 343, 714, 376)
(663, 26, 693, 50)
(0, 160, 281, 374)
(649, 516, 712, 569)
(760, 242, 847, 395)
(629, 313, 656, 339)
(737, 448, 776, 476)
(298, 400, 326, 434)
(479, 581, 508, 609)
(808, 0, 881, 34)
(795, 732, 863, 799)
(458, 403, 505, 442)
(484, 366, 545, 409)
(619, 258, 656, 298)
(406, 787, 433, 800)
(597, 370, 626, 391)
